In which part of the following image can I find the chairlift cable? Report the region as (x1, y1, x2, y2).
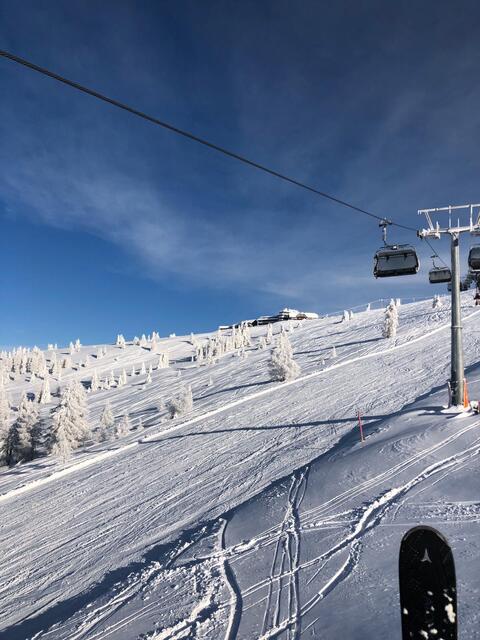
(0, 48, 418, 233)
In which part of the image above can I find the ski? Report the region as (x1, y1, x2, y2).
(399, 525, 457, 640)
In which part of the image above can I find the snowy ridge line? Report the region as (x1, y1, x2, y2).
(0, 308, 478, 507)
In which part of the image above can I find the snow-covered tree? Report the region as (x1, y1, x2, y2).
(342, 310, 350, 322)
(140, 362, 147, 375)
(349, 311, 354, 320)
(3, 394, 40, 464)
(258, 336, 267, 350)
(266, 323, 273, 344)
(383, 300, 399, 339)
(366, 303, 371, 312)
(90, 369, 99, 392)
(108, 371, 116, 387)
(114, 414, 131, 439)
(137, 417, 144, 431)
(48, 381, 90, 460)
(433, 294, 443, 309)
(116, 334, 126, 349)
(157, 353, 170, 369)
(38, 377, 52, 404)
(130, 365, 136, 376)
(98, 402, 115, 442)
(268, 334, 300, 382)
(140, 334, 148, 348)
(331, 346, 337, 358)
(166, 386, 193, 418)
(146, 372, 152, 384)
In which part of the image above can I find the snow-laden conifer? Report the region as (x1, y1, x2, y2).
(266, 323, 273, 345)
(3, 393, 40, 464)
(342, 310, 350, 322)
(98, 402, 115, 442)
(383, 300, 399, 339)
(90, 369, 99, 392)
(114, 414, 131, 439)
(433, 294, 443, 309)
(268, 334, 300, 382)
(48, 381, 90, 460)
(38, 377, 52, 404)
(166, 386, 193, 418)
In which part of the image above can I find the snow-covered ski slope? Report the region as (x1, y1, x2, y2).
(1, 295, 480, 639)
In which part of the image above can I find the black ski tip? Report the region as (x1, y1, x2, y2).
(399, 526, 457, 640)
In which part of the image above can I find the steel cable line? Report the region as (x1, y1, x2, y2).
(0, 49, 451, 269)
(0, 48, 415, 228)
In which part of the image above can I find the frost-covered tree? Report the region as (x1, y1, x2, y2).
(140, 362, 147, 375)
(258, 336, 267, 350)
(366, 303, 371, 312)
(433, 294, 443, 309)
(342, 310, 350, 322)
(157, 353, 170, 369)
(114, 414, 131, 439)
(90, 369, 99, 392)
(146, 372, 152, 384)
(349, 311, 354, 320)
(48, 381, 90, 460)
(69, 341, 75, 355)
(130, 365, 136, 376)
(166, 386, 193, 418)
(98, 402, 115, 442)
(116, 334, 126, 349)
(383, 300, 399, 339)
(266, 323, 273, 344)
(268, 334, 300, 382)
(38, 377, 52, 404)
(137, 417, 144, 431)
(331, 345, 337, 358)
(108, 371, 116, 387)
(3, 394, 40, 464)
(140, 334, 148, 348)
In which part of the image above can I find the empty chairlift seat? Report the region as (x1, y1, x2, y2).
(373, 245, 419, 278)
(468, 246, 480, 272)
(428, 267, 451, 284)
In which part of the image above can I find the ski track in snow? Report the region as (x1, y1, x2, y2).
(0, 297, 479, 638)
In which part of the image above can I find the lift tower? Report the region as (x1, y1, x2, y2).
(418, 204, 480, 407)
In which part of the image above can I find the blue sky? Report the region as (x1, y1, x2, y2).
(1, 0, 480, 347)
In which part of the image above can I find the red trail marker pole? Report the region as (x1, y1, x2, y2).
(357, 409, 365, 445)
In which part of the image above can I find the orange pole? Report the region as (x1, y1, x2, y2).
(464, 378, 469, 409)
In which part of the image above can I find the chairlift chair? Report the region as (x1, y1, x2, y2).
(373, 245, 419, 278)
(468, 246, 480, 272)
(373, 220, 419, 278)
(428, 267, 451, 284)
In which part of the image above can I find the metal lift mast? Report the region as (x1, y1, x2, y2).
(418, 204, 480, 406)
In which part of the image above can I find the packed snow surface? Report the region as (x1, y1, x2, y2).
(0, 295, 479, 638)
